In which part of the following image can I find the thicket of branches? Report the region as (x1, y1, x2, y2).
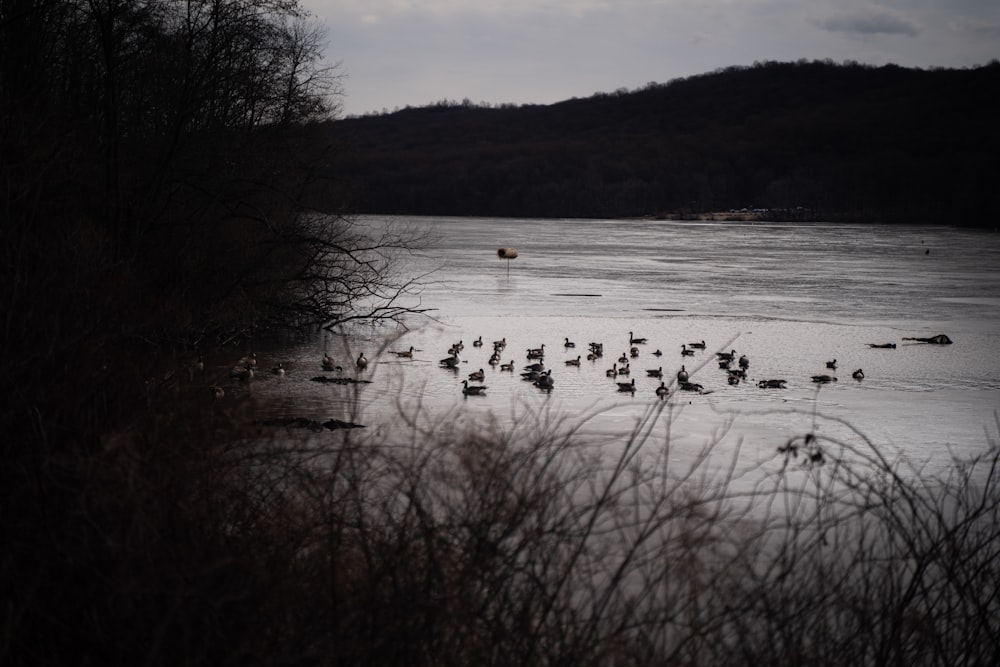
(7, 383, 998, 666)
(1, 2, 430, 662)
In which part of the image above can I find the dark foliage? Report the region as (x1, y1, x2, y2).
(330, 60, 1000, 225)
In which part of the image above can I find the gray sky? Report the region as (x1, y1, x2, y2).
(301, 1, 1000, 117)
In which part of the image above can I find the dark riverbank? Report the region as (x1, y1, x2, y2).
(318, 60, 1000, 226)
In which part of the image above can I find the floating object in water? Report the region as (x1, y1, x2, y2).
(758, 379, 787, 389)
(616, 378, 636, 392)
(903, 334, 952, 344)
(852, 369, 865, 380)
(629, 331, 648, 344)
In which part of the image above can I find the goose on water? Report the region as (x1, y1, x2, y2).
(565, 337, 576, 348)
(826, 359, 837, 370)
(681, 344, 694, 356)
(493, 337, 507, 349)
(440, 354, 460, 369)
(630, 347, 640, 358)
(811, 374, 837, 383)
(688, 340, 707, 349)
(468, 368, 486, 382)
(617, 378, 636, 392)
(606, 364, 618, 377)
(322, 353, 337, 371)
(272, 363, 285, 376)
(500, 360, 515, 372)
(677, 365, 689, 383)
(392, 346, 415, 358)
(758, 379, 787, 389)
(852, 369, 865, 380)
(655, 382, 669, 398)
(739, 355, 750, 370)
(534, 370, 555, 390)
(653, 349, 663, 357)
(646, 367, 663, 378)
(618, 364, 630, 376)
(618, 352, 629, 364)
(462, 380, 487, 396)
(717, 350, 737, 362)
(629, 332, 648, 344)
(488, 353, 501, 366)
(472, 336, 483, 347)
(356, 353, 368, 371)
(565, 356, 582, 366)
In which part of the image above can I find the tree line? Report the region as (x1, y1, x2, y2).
(328, 60, 1000, 225)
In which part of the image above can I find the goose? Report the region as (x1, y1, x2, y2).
(630, 346, 640, 358)
(468, 368, 486, 382)
(588, 342, 604, 356)
(618, 352, 629, 364)
(681, 344, 694, 357)
(739, 355, 750, 370)
(688, 340, 707, 349)
(440, 354, 460, 369)
(534, 370, 555, 390)
(237, 352, 257, 368)
(212, 386, 225, 400)
(679, 381, 704, 393)
(322, 353, 337, 371)
(677, 365, 689, 383)
(492, 337, 507, 349)
(616, 378, 636, 392)
(811, 374, 837, 383)
(717, 349, 737, 362)
(564, 337, 576, 348)
(272, 363, 285, 376)
(392, 346, 415, 358)
(472, 336, 483, 347)
(462, 380, 487, 396)
(868, 343, 896, 349)
(587, 352, 599, 361)
(500, 360, 515, 372)
(826, 359, 837, 370)
(618, 364, 630, 376)
(852, 369, 865, 380)
(653, 349, 663, 357)
(629, 331, 648, 345)
(230, 364, 253, 380)
(565, 356, 582, 366)
(606, 364, 618, 378)
(655, 382, 669, 399)
(524, 361, 545, 373)
(526, 345, 545, 359)
(758, 379, 787, 389)
(448, 342, 464, 356)
(646, 366, 663, 378)
(356, 353, 368, 371)
(488, 353, 501, 366)
(727, 374, 740, 386)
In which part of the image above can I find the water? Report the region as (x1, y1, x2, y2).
(222, 216, 1000, 478)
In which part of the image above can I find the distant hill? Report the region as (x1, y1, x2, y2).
(320, 60, 1000, 225)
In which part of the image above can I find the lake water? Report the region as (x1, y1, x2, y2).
(228, 216, 1000, 479)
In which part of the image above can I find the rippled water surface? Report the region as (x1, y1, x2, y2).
(219, 217, 1000, 477)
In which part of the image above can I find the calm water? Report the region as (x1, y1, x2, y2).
(225, 217, 1000, 477)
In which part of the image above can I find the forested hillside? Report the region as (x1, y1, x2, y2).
(326, 60, 1000, 225)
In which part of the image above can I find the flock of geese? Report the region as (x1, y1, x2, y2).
(215, 331, 949, 401)
(431, 330, 880, 399)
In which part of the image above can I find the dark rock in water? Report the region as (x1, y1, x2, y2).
(310, 375, 372, 384)
(255, 417, 365, 430)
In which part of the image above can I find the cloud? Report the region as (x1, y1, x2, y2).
(816, 6, 920, 37)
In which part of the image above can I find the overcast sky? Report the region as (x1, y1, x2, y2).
(301, 1, 1000, 117)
